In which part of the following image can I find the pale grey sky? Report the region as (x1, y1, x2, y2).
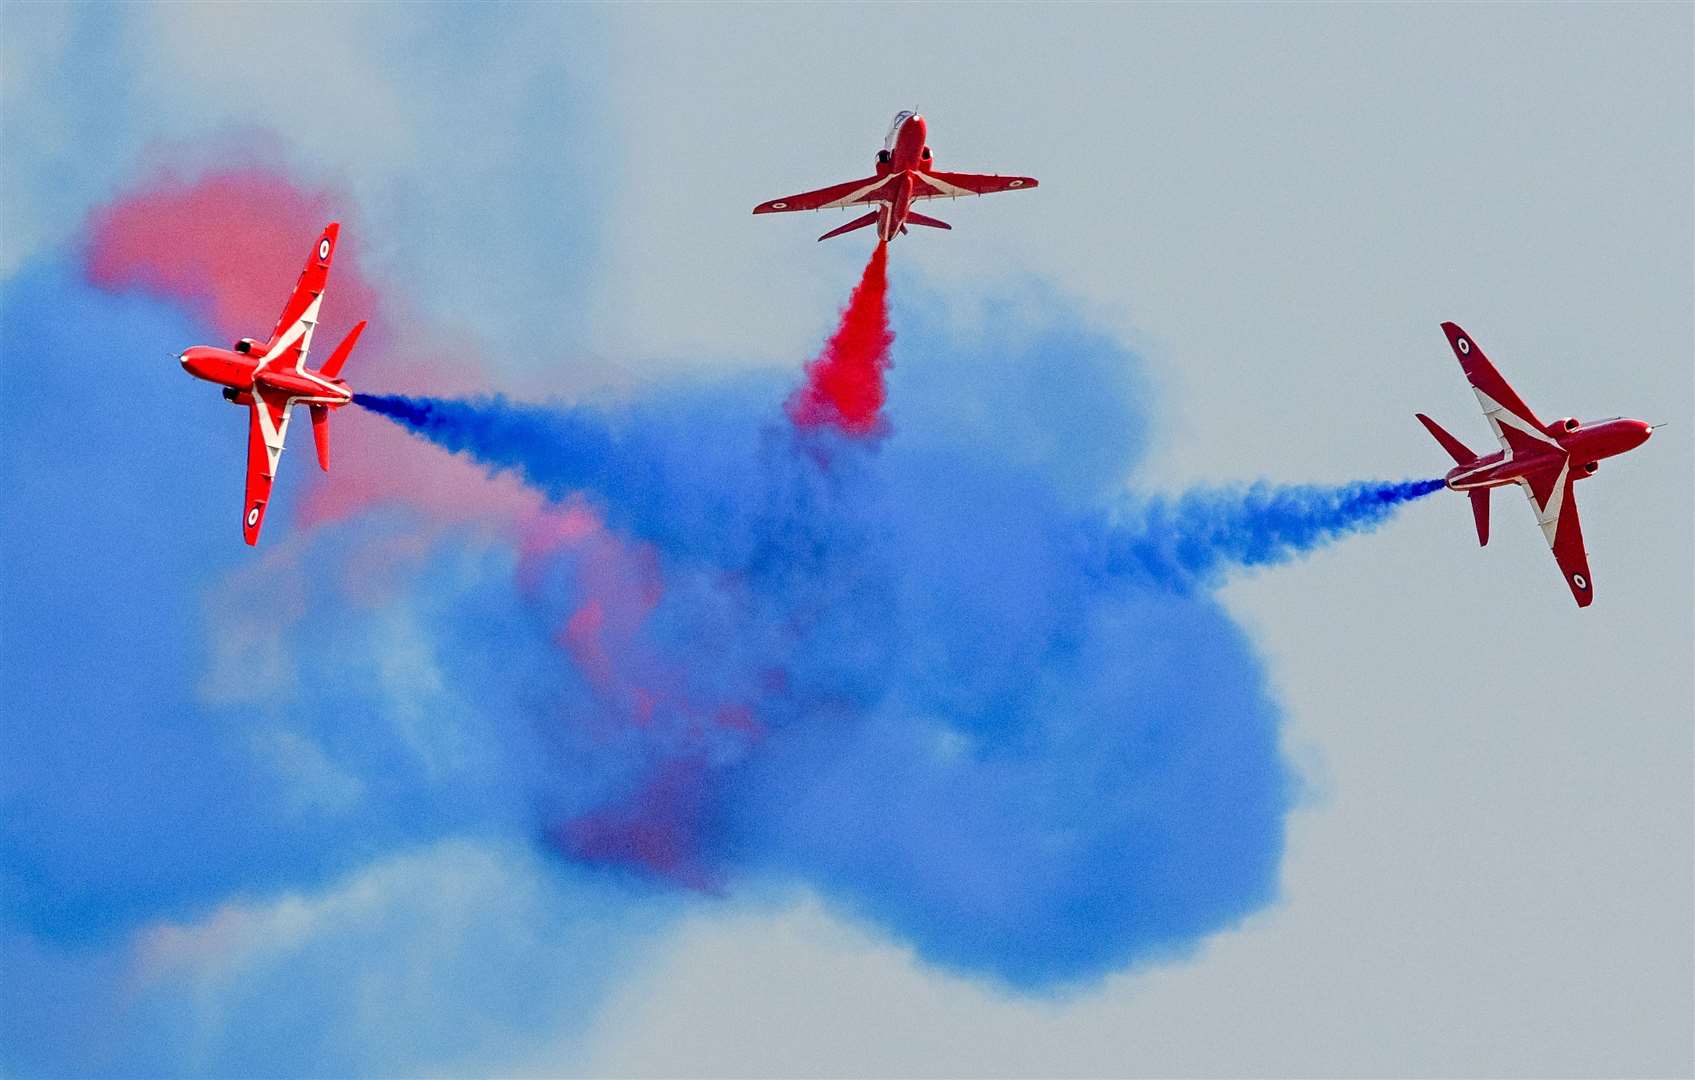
(3, 3, 1688, 1076)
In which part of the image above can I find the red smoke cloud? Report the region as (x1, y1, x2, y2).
(787, 242, 894, 435)
(82, 165, 544, 531)
(86, 168, 377, 342)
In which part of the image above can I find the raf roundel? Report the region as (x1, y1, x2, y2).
(246, 506, 261, 528)
(1572, 572, 1589, 590)
(318, 237, 331, 260)
(1009, 179, 1024, 187)
(1456, 337, 1471, 355)
(771, 201, 788, 209)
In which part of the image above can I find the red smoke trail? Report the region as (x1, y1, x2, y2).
(787, 241, 894, 435)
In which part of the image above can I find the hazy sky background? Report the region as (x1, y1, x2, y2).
(2, 3, 1690, 1076)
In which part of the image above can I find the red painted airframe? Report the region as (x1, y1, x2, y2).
(178, 223, 366, 546)
(1416, 322, 1654, 607)
(753, 111, 1038, 243)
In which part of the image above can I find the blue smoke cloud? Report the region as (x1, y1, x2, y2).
(2, 249, 1437, 1074)
(1, 260, 258, 940)
(349, 321, 1439, 987)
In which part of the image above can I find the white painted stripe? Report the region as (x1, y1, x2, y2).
(822, 176, 899, 209)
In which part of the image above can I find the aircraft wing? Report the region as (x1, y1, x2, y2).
(258, 224, 339, 374)
(753, 176, 893, 214)
(915, 171, 1039, 198)
(242, 389, 293, 546)
(1440, 322, 1556, 454)
(1520, 463, 1593, 607)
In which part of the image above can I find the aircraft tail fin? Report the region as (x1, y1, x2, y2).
(906, 211, 952, 231)
(818, 211, 879, 242)
(1468, 488, 1490, 547)
(1416, 412, 1477, 465)
(310, 405, 331, 471)
(320, 320, 365, 379)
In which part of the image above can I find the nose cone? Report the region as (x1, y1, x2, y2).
(1604, 417, 1654, 454)
(179, 346, 215, 381)
(907, 112, 926, 139)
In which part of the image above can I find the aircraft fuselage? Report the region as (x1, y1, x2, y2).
(180, 344, 350, 408)
(1444, 416, 1653, 491)
(871, 112, 931, 242)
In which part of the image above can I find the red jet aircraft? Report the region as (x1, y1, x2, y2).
(178, 223, 366, 546)
(1416, 321, 1654, 607)
(753, 110, 1038, 243)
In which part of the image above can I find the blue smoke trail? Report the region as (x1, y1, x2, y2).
(354, 390, 1442, 587)
(1093, 478, 1447, 591)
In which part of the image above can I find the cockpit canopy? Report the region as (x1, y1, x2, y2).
(883, 110, 917, 151)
